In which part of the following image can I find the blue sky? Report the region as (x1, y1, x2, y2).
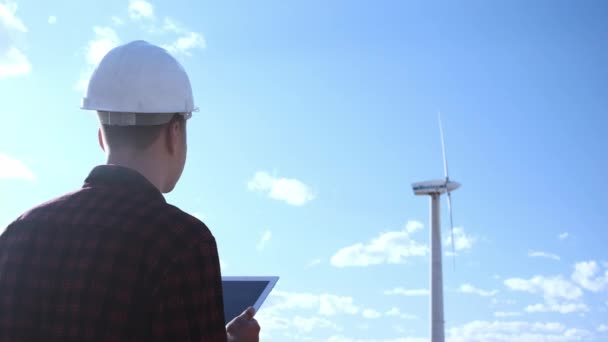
(1, 0, 608, 341)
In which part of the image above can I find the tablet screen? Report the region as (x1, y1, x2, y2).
(222, 276, 279, 324)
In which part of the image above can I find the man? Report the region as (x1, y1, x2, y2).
(0, 41, 259, 341)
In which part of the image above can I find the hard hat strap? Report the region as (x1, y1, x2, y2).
(98, 111, 190, 126)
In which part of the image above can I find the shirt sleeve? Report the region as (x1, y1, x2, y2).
(149, 237, 227, 342)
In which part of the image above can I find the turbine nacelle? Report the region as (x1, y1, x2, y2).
(411, 179, 460, 195)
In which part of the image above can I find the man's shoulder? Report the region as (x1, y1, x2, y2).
(161, 204, 215, 243)
(12, 188, 87, 223)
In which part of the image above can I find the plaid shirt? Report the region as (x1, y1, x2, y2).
(0, 165, 227, 342)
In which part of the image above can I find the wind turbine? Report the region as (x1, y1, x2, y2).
(411, 113, 460, 342)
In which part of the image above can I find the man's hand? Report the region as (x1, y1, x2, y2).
(226, 307, 261, 342)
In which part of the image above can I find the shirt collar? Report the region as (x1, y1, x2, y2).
(84, 165, 166, 203)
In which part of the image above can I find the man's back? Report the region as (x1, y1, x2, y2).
(0, 165, 226, 341)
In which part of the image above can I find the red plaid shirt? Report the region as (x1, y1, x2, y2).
(0, 165, 227, 341)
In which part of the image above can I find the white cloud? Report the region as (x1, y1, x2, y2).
(261, 290, 360, 317)
(505, 275, 588, 314)
(0, 1, 26, 32)
(75, 26, 120, 91)
(383, 287, 429, 296)
(385, 307, 418, 320)
(328, 336, 427, 342)
(598, 324, 608, 333)
(128, 0, 154, 20)
(447, 320, 592, 342)
(111, 16, 124, 26)
(319, 294, 359, 316)
(493, 311, 521, 318)
(528, 250, 561, 261)
(162, 17, 182, 33)
(163, 31, 206, 56)
(525, 303, 588, 314)
(292, 316, 341, 333)
(256, 314, 341, 338)
(504, 276, 583, 301)
(0, 153, 35, 181)
(0, 2, 31, 79)
(559, 232, 569, 240)
(444, 226, 474, 252)
(460, 283, 499, 297)
(0, 47, 31, 78)
(491, 298, 517, 306)
(256, 230, 272, 251)
(219, 259, 227, 271)
(86, 26, 119, 65)
(362, 309, 381, 319)
(48, 16, 56, 24)
(331, 221, 427, 267)
(146, 17, 206, 57)
(405, 220, 424, 233)
(305, 258, 322, 268)
(571, 261, 608, 292)
(248, 171, 315, 206)
(255, 290, 360, 338)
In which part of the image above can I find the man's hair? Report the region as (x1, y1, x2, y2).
(100, 114, 184, 151)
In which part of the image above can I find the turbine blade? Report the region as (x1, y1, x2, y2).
(447, 190, 456, 270)
(438, 111, 449, 181)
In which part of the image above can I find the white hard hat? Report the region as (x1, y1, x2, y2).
(81, 40, 197, 126)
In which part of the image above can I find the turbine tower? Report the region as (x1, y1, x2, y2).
(411, 114, 460, 342)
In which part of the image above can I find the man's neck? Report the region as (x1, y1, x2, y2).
(106, 151, 166, 193)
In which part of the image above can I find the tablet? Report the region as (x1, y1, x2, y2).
(222, 276, 279, 324)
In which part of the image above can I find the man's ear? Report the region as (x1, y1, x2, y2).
(98, 128, 106, 152)
(164, 120, 179, 155)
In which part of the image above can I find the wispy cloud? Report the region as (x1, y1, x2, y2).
(558, 232, 569, 240)
(361, 309, 381, 319)
(385, 307, 418, 320)
(128, 0, 154, 20)
(0, 1, 31, 79)
(504, 275, 583, 301)
(493, 311, 521, 318)
(162, 31, 206, 56)
(444, 226, 474, 253)
(448, 320, 591, 342)
(459, 283, 498, 297)
(111, 16, 124, 26)
(525, 302, 588, 314)
(48, 16, 56, 24)
(0, 47, 31, 78)
(598, 324, 608, 333)
(262, 290, 360, 317)
(161, 17, 182, 33)
(528, 250, 561, 261)
(305, 258, 322, 268)
(291, 316, 341, 333)
(328, 335, 427, 342)
(256, 290, 370, 338)
(330, 221, 427, 267)
(504, 274, 588, 314)
(86, 27, 119, 65)
(0, 1, 26, 32)
(0, 153, 35, 181)
(257, 230, 272, 251)
(383, 287, 429, 296)
(77, 2, 206, 91)
(75, 26, 120, 91)
(248, 171, 315, 206)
